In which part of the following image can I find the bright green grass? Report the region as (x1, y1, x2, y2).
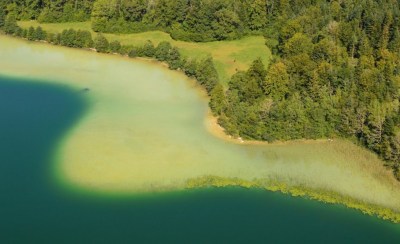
(18, 21, 271, 83)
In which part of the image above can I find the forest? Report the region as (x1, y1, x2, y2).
(0, 0, 270, 41)
(0, 0, 400, 180)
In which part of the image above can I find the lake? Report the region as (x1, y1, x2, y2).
(0, 36, 399, 243)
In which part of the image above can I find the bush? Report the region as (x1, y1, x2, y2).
(155, 41, 172, 61)
(128, 48, 138, 58)
(142, 40, 155, 57)
(94, 33, 109, 53)
(109, 40, 122, 53)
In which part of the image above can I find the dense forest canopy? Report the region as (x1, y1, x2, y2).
(0, 0, 95, 22)
(1, 0, 271, 41)
(1, 0, 400, 180)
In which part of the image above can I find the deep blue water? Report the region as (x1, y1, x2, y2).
(0, 76, 399, 244)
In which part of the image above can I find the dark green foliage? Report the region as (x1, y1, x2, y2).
(166, 47, 182, 70)
(155, 41, 172, 61)
(76, 30, 94, 48)
(22, 29, 27, 38)
(210, 84, 226, 116)
(35, 26, 46, 40)
(3, 14, 18, 34)
(60, 29, 77, 47)
(196, 58, 219, 93)
(183, 59, 198, 78)
(109, 40, 122, 53)
(38, 1, 94, 23)
(0, 0, 93, 22)
(94, 33, 109, 53)
(56, 28, 94, 48)
(229, 59, 266, 104)
(27, 26, 35, 40)
(18, 26, 47, 42)
(142, 40, 155, 57)
(14, 27, 23, 37)
(0, 6, 5, 28)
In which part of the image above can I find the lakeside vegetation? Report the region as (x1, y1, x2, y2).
(16, 20, 270, 83)
(1, 0, 400, 216)
(186, 175, 400, 223)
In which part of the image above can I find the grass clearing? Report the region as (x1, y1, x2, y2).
(18, 21, 271, 83)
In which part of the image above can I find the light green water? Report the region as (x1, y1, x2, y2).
(1, 75, 400, 243)
(0, 35, 400, 215)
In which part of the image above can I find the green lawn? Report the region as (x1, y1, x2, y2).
(18, 21, 271, 83)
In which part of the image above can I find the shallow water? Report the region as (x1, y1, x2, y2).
(0, 77, 399, 243)
(0, 36, 400, 242)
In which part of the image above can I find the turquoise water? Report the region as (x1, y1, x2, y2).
(0, 75, 400, 243)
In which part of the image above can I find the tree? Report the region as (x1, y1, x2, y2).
(27, 26, 35, 41)
(94, 33, 109, 53)
(264, 62, 290, 100)
(60, 29, 77, 47)
(283, 33, 313, 56)
(35, 26, 46, 40)
(4, 14, 18, 34)
(76, 30, 94, 48)
(213, 8, 241, 40)
(196, 57, 219, 93)
(364, 100, 386, 150)
(210, 83, 226, 115)
(248, 58, 267, 82)
(244, 0, 267, 31)
(91, 0, 119, 32)
(122, 0, 148, 22)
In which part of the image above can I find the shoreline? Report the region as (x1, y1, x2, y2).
(204, 111, 333, 146)
(1, 34, 400, 224)
(186, 176, 400, 223)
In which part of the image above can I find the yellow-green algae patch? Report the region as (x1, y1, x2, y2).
(1, 35, 400, 222)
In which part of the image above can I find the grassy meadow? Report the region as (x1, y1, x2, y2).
(18, 21, 271, 83)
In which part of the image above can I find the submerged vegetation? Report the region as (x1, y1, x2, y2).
(186, 175, 400, 223)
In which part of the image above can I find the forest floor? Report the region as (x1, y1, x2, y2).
(18, 21, 271, 83)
